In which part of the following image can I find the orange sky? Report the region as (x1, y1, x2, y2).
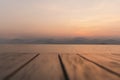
(0, 0, 120, 39)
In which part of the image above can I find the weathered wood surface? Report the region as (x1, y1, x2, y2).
(0, 53, 120, 80)
(98, 54, 120, 62)
(61, 54, 120, 80)
(80, 54, 120, 76)
(0, 53, 39, 80)
(10, 54, 65, 80)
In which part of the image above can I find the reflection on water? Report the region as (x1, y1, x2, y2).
(0, 44, 120, 54)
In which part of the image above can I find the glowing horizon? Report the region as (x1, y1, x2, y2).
(0, 0, 120, 39)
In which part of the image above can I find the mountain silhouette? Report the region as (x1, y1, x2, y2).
(0, 38, 120, 44)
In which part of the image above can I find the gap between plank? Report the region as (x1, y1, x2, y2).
(77, 54, 120, 78)
(58, 54, 70, 80)
(4, 53, 40, 80)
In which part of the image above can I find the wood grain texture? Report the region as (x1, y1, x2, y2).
(98, 54, 120, 62)
(10, 54, 65, 80)
(81, 54, 120, 75)
(0, 53, 38, 80)
(61, 54, 120, 80)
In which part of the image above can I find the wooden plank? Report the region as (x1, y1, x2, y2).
(9, 54, 65, 80)
(111, 53, 120, 61)
(61, 54, 120, 80)
(98, 54, 120, 62)
(80, 54, 120, 76)
(0, 53, 39, 80)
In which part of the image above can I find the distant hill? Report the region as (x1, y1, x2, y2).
(0, 38, 120, 44)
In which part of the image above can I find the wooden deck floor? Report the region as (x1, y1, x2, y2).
(0, 53, 120, 80)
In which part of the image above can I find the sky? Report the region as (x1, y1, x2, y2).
(0, 0, 120, 39)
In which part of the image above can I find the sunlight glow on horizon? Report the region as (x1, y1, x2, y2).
(0, 0, 120, 39)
